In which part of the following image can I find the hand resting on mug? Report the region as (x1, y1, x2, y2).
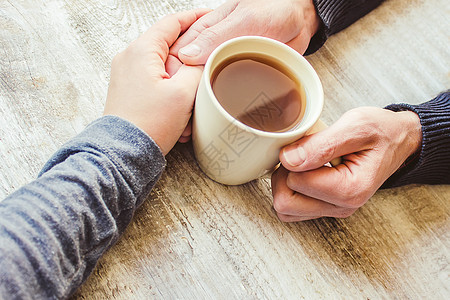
(171, 0, 320, 143)
(170, 0, 320, 65)
(271, 107, 422, 222)
(103, 9, 210, 154)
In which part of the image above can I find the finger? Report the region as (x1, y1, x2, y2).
(181, 9, 277, 64)
(140, 9, 211, 63)
(178, 136, 191, 143)
(165, 54, 183, 77)
(146, 9, 211, 47)
(170, 64, 203, 92)
(179, 19, 253, 65)
(280, 110, 378, 172)
(170, 6, 232, 59)
(286, 155, 376, 209)
(168, 64, 204, 117)
(181, 119, 192, 137)
(170, 12, 220, 59)
(272, 167, 356, 218)
(171, 1, 239, 64)
(178, 119, 192, 143)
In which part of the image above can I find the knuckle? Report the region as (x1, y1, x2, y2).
(342, 108, 381, 141)
(316, 139, 338, 162)
(330, 154, 377, 210)
(189, 27, 204, 38)
(190, 19, 210, 35)
(285, 172, 298, 190)
(341, 185, 358, 203)
(197, 28, 219, 44)
(272, 193, 292, 214)
(343, 107, 370, 122)
(334, 176, 363, 209)
(338, 179, 371, 209)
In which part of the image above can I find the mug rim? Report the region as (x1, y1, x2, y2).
(202, 35, 324, 138)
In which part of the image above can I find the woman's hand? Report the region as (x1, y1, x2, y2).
(104, 9, 210, 155)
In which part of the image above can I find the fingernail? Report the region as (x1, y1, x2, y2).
(179, 44, 201, 57)
(283, 146, 306, 166)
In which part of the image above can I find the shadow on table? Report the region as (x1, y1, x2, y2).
(72, 143, 449, 298)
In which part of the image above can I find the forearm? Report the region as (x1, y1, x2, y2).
(383, 91, 450, 187)
(0, 116, 166, 299)
(305, 0, 385, 54)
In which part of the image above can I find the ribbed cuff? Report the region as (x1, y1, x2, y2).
(304, 22, 327, 55)
(306, 0, 384, 55)
(383, 91, 450, 187)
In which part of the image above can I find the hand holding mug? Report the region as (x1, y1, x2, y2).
(103, 9, 209, 155)
(192, 36, 326, 185)
(271, 107, 422, 222)
(170, 0, 321, 65)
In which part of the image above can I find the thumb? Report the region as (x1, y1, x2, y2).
(172, 1, 239, 65)
(280, 117, 372, 172)
(178, 13, 246, 65)
(178, 23, 232, 65)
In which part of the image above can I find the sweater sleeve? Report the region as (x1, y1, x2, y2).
(305, 0, 385, 55)
(382, 91, 450, 187)
(0, 116, 166, 299)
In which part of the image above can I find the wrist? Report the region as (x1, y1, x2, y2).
(298, 0, 321, 40)
(383, 92, 450, 187)
(399, 111, 422, 158)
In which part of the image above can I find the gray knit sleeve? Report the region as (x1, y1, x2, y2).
(0, 116, 166, 299)
(305, 0, 385, 54)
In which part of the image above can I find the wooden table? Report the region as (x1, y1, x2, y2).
(1, 0, 449, 298)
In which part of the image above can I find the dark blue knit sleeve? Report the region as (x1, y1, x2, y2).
(305, 0, 385, 55)
(0, 116, 166, 299)
(383, 91, 450, 187)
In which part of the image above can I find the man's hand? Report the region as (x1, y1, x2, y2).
(271, 107, 422, 222)
(103, 9, 210, 155)
(170, 0, 321, 65)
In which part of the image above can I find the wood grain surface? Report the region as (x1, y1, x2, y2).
(1, 0, 449, 299)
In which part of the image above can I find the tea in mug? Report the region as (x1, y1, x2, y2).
(211, 53, 306, 132)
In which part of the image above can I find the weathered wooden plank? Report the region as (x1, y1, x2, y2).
(0, 0, 448, 299)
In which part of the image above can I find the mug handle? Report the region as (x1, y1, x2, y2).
(306, 119, 342, 167)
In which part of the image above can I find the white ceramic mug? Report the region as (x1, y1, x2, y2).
(192, 36, 327, 185)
